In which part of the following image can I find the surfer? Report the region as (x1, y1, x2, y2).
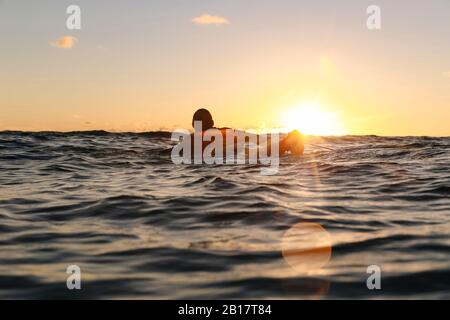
(190, 108, 304, 156)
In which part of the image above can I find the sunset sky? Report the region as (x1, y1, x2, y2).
(1, 0, 450, 135)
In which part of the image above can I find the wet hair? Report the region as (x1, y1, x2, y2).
(192, 108, 214, 132)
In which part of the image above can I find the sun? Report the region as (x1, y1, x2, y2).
(281, 101, 347, 136)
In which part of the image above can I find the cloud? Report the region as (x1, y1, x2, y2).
(192, 14, 229, 26)
(442, 71, 450, 78)
(51, 36, 78, 49)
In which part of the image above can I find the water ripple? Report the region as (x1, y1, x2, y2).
(0, 132, 449, 299)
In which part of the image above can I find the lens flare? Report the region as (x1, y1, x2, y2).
(282, 222, 332, 275)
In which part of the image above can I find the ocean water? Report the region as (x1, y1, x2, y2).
(0, 131, 449, 299)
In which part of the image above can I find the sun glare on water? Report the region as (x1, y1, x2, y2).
(281, 101, 347, 136)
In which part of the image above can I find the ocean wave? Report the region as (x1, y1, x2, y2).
(0, 131, 449, 299)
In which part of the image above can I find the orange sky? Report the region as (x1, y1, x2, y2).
(1, 1, 450, 136)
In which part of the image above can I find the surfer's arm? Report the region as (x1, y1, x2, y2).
(264, 131, 304, 156)
(262, 136, 290, 156)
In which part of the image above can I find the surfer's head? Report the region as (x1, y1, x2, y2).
(192, 108, 214, 132)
